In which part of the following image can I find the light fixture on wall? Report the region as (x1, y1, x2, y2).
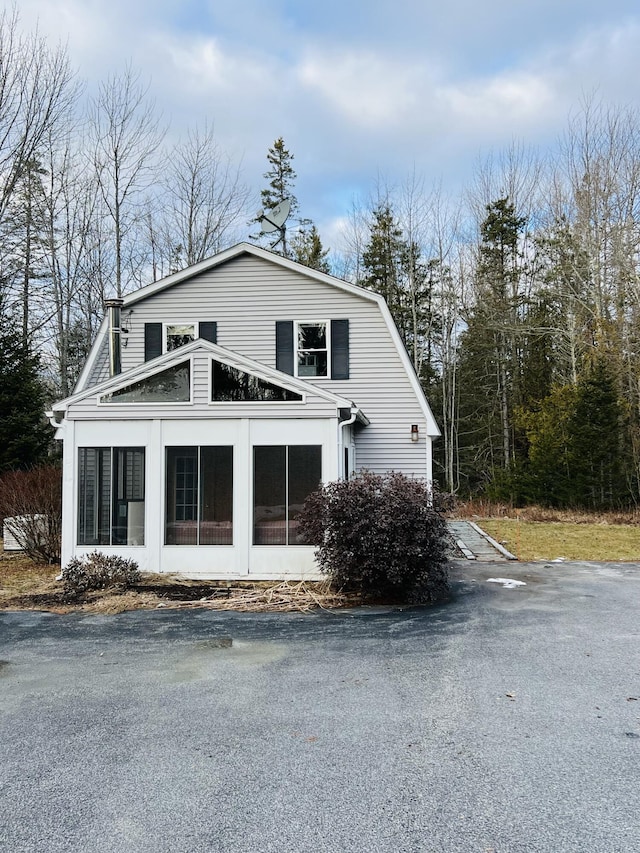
(410, 424, 419, 442)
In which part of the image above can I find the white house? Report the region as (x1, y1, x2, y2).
(48, 243, 440, 579)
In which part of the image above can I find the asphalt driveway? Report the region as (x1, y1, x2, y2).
(1, 560, 639, 853)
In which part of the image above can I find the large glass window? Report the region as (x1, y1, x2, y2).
(101, 362, 190, 403)
(165, 446, 233, 545)
(78, 447, 145, 545)
(296, 322, 328, 377)
(253, 445, 321, 545)
(211, 360, 302, 402)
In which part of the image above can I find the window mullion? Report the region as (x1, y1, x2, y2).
(197, 446, 201, 546)
(285, 446, 289, 545)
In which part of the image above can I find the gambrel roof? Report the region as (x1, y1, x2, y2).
(70, 242, 440, 436)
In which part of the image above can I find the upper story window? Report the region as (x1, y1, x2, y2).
(276, 319, 349, 380)
(144, 322, 217, 361)
(296, 322, 328, 377)
(166, 324, 195, 351)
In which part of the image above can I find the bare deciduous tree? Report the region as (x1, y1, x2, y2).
(159, 123, 250, 270)
(88, 64, 165, 297)
(0, 7, 76, 225)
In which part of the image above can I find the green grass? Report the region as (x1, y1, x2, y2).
(478, 519, 640, 562)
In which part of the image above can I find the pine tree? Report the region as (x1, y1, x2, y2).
(360, 203, 434, 381)
(254, 137, 330, 270)
(290, 222, 330, 273)
(471, 197, 527, 469)
(0, 325, 50, 470)
(253, 137, 298, 257)
(260, 137, 299, 216)
(1, 157, 49, 345)
(567, 357, 626, 508)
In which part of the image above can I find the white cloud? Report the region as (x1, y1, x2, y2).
(442, 74, 553, 125)
(7, 0, 640, 228)
(298, 50, 428, 127)
(159, 34, 278, 97)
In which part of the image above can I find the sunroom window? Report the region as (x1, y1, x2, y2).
(296, 322, 328, 377)
(253, 445, 321, 545)
(100, 362, 191, 403)
(211, 360, 302, 402)
(77, 447, 145, 545)
(165, 446, 233, 545)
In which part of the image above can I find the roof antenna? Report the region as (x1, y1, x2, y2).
(257, 198, 292, 255)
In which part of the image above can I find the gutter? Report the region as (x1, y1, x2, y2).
(339, 405, 367, 479)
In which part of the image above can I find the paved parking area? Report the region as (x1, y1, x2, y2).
(1, 560, 640, 852)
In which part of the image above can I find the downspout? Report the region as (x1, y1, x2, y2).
(338, 406, 358, 479)
(105, 298, 124, 377)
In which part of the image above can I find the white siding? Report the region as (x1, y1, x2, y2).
(86, 254, 434, 477)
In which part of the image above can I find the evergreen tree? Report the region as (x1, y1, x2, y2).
(1, 157, 49, 345)
(253, 136, 298, 257)
(567, 357, 627, 508)
(360, 203, 435, 382)
(260, 137, 299, 217)
(253, 136, 330, 270)
(0, 326, 50, 470)
(290, 222, 330, 273)
(460, 198, 527, 474)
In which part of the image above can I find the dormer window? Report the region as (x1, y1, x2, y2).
(296, 322, 328, 377)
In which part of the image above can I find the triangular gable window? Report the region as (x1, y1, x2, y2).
(211, 359, 302, 402)
(101, 362, 191, 403)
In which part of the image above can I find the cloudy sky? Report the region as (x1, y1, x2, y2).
(16, 0, 640, 243)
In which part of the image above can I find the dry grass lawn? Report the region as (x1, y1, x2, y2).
(0, 548, 353, 614)
(453, 500, 640, 562)
(478, 518, 640, 562)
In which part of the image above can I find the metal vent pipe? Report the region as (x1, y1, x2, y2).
(104, 298, 124, 376)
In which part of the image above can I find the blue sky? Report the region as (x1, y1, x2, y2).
(17, 0, 640, 246)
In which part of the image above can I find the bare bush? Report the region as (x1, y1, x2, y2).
(61, 551, 140, 597)
(0, 466, 62, 563)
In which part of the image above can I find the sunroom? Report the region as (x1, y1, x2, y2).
(50, 340, 367, 579)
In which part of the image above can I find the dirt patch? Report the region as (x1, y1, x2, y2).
(0, 551, 355, 614)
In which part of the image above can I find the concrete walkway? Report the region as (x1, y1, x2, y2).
(448, 520, 517, 561)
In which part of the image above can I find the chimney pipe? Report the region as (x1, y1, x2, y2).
(105, 298, 124, 376)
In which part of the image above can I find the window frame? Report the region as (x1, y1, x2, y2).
(208, 358, 306, 404)
(294, 320, 331, 379)
(252, 444, 322, 546)
(163, 321, 199, 353)
(164, 445, 234, 546)
(98, 358, 194, 406)
(77, 446, 145, 546)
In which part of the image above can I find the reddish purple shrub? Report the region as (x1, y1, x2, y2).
(298, 471, 451, 604)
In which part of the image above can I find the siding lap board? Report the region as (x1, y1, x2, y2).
(87, 254, 431, 477)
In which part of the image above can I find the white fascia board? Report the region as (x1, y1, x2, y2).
(51, 338, 355, 413)
(120, 242, 382, 308)
(73, 316, 108, 394)
(377, 299, 441, 437)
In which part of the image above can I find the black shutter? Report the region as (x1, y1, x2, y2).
(199, 322, 217, 344)
(331, 319, 349, 379)
(144, 323, 162, 361)
(276, 321, 294, 374)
